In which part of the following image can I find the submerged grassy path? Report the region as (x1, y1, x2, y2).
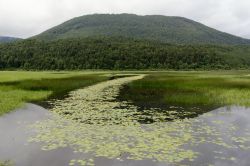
(27, 74, 250, 166)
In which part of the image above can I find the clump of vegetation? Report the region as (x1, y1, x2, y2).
(0, 71, 108, 115)
(120, 71, 250, 115)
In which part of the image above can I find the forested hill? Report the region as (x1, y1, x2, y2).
(1, 37, 250, 70)
(0, 36, 21, 43)
(33, 14, 250, 45)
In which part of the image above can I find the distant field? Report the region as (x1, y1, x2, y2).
(0, 71, 108, 115)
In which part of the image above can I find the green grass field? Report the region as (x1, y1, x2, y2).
(120, 71, 250, 115)
(2, 71, 250, 116)
(0, 71, 109, 115)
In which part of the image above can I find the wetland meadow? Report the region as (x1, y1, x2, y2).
(1, 71, 250, 166)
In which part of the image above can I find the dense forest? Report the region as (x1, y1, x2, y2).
(0, 37, 250, 70)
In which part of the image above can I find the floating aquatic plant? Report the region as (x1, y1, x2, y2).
(28, 75, 250, 166)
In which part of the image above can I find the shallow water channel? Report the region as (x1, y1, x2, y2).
(1, 76, 250, 166)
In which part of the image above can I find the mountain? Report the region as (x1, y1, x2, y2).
(33, 14, 250, 45)
(1, 14, 250, 70)
(0, 36, 21, 43)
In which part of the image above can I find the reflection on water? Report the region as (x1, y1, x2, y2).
(0, 104, 250, 166)
(183, 106, 250, 166)
(0, 104, 74, 166)
(134, 105, 208, 123)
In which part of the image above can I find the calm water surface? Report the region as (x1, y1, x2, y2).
(0, 104, 250, 166)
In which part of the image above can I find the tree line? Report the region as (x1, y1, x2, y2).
(0, 37, 249, 70)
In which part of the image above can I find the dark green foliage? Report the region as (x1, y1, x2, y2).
(1, 37, 250, 70)
(33, 14, 250, 45)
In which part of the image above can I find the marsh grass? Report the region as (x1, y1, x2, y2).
(0, 71, 92, 83)
(120, 71, 250, 115)
(0, 71, 108, 115)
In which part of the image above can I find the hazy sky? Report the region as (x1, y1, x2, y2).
(0, 0, 250, 39)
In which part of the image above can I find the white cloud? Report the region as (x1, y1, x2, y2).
(0, 0, 249, 39)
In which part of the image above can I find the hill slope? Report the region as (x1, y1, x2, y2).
(0, 36, 21, 43)
(33, 14, 250, 45)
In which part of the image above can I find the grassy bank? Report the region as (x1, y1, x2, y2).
(120, 71, 250, 115)
(0, 71, 108, 115)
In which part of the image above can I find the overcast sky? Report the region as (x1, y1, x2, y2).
(0, 0, 250, 39)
